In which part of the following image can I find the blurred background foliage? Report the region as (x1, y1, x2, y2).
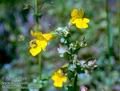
(0, 0, 119, 91)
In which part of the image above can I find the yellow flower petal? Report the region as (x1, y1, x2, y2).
(31, 31, 53, 41)
(43, 33, 53, 41)
(75, 19, 83, 28)
(57, 69, 62, 74)
(29, 39, 42, 56)
(75, 18, 89, 29)
(71, 8, 84, 19)
(29, 39, 48, 56)
(31, 31, 42, 38)
(39, 40, 48, 50)
(51, 74, 58, 80)
(82, 23, 88, 28)
(29, 47, 41, 56)
(71, 9, 79, 18)
(53, 81, 63, 87)
(83, 18, 90, 23)
(70, 18, 76, 24)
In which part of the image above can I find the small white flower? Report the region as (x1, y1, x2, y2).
(56, 27, 63, 31)
(57, 47, 66, 54)
(80, 60, 86, 66)
(60, 38, 65, 43)
(55, 27, 68, 35)
(87, 60, 96, 66)
(68, 64, 76, 71)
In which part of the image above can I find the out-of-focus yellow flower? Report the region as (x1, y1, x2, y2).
(29, 31, 53, 56)
(70, 9, 84, 24)
(70, 9, 90, 29)
(51, 69, 67, 87)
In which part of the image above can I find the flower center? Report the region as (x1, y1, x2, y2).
(30, 40, 38, 48)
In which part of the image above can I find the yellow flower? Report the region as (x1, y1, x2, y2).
(70, 9, 90, 29)
(31, 31, 53, 41)
(51, 69, 67, 87)
(29, 31, 53, 56)
(70, 8, 84, 24)
(75, 18, 90, 28)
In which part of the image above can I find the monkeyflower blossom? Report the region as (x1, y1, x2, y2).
(51, 69, 67, 87)
(70, 9, 90, 29)
(29, 31, 53, 56)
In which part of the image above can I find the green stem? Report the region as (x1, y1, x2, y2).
(118, 0, 120, 62)
(35, 0, 37, 14)
(106, 0, 113, 57)
(34, 0, 39, 24)
(37, 54, 42, 79)
(74, 73, 78, 91)
(34, 0, 42, 79)
(34, 0, 42, 88)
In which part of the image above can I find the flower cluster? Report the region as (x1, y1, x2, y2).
(29, 8, 94, 90)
